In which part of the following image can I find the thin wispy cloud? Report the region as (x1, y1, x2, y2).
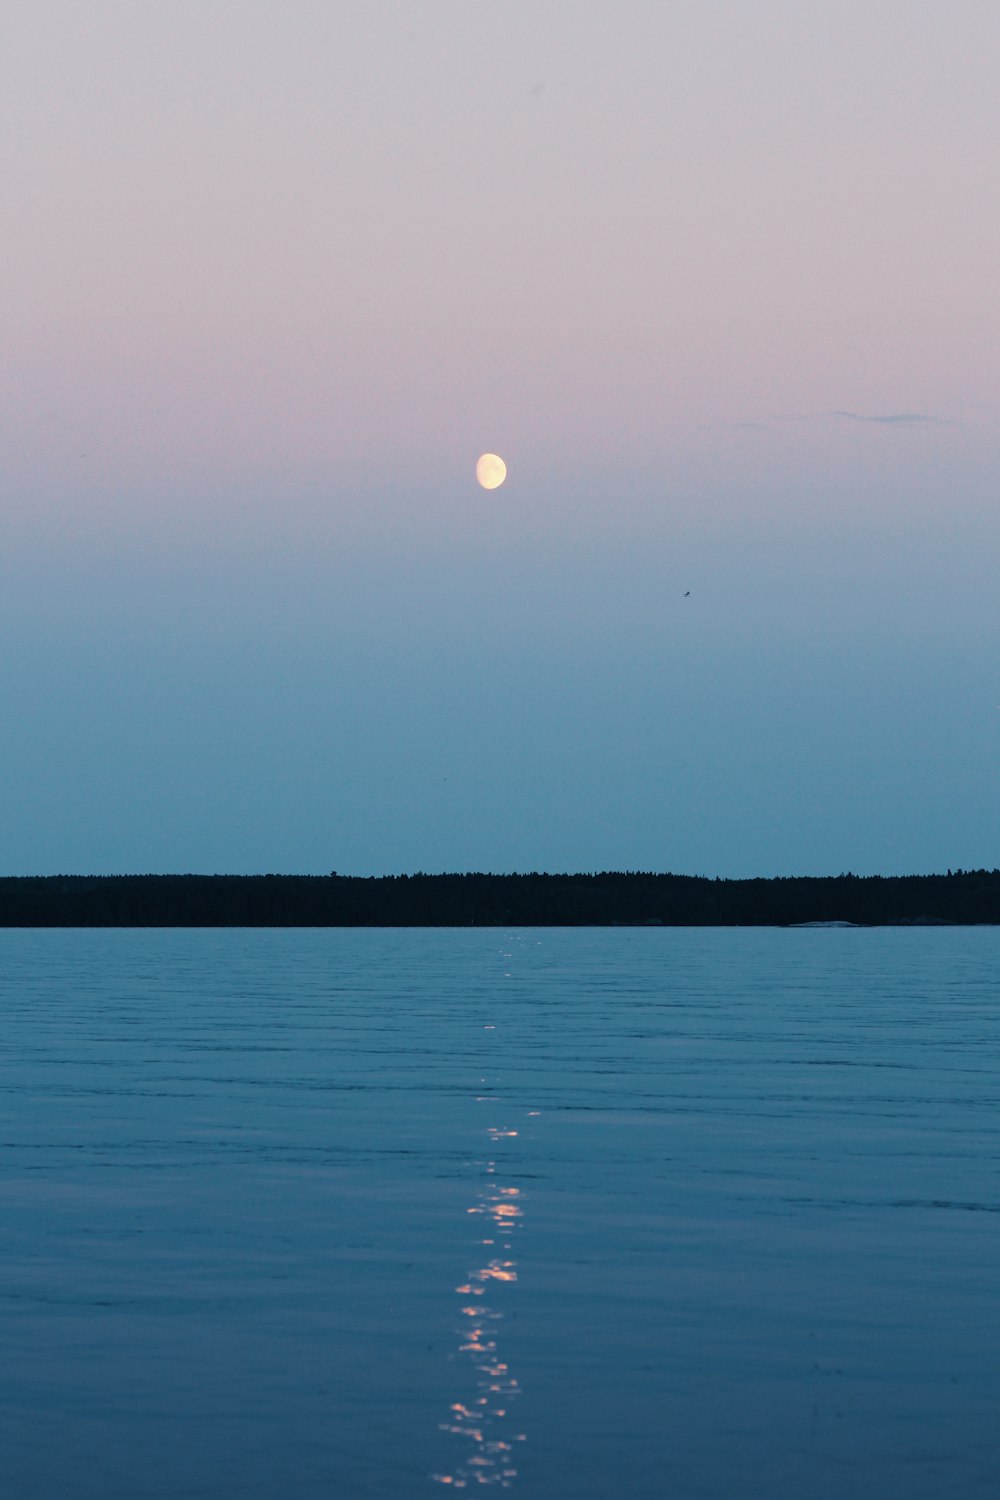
(830, 410, 954, 426)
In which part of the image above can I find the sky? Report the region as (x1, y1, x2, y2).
(2, 0, 999, 878)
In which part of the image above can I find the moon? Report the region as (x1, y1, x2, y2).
(475, 452, 507, 490)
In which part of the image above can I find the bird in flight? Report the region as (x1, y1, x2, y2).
(683, 590, 690, 597)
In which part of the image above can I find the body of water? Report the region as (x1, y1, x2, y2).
(1, 927, 998, 1497)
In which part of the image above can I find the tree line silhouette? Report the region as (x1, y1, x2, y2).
(0, 869, 998, 926)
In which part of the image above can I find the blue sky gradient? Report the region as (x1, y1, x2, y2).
(2, 1, 998, 875)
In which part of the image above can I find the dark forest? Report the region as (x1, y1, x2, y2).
(1, 869, 998, 926)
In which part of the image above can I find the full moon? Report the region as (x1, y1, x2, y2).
(475, 452, 507, 490)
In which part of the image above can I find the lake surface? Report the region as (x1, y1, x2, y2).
(1, 927, 998, 1498)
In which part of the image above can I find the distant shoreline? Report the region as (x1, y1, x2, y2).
(1, 871, 998, 927)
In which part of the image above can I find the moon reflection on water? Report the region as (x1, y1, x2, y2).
(432, 1021, 532, 1489)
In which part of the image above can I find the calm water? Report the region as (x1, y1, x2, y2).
(1, 927, 998, 1498)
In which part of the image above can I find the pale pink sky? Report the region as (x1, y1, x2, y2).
(4, 2, 998, 522)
